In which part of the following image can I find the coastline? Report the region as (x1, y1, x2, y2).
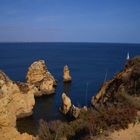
(0, 45, 140, 139)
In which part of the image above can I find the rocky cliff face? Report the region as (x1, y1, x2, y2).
(0, 70, 36, 140)
(63, 65, 72, 82)
(91, 56, 140, 107)
(26, 60, 56, 96)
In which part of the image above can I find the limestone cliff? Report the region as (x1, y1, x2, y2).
(91, 56, 140, 107)
(0, 70, 36, 140)
(26, 60, 56, 96)
(63, 65, 72, 82)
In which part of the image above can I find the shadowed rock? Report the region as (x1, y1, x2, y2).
(91, 56, 140, 107)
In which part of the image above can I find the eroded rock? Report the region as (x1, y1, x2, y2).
(26, 60, 56, 96)
(91, 56, 140, 107)
(0, 95, 16, 127)
(63, 65, 72, 82)
(0, 70, 36, 140)
(60, 93, 72, 114)
(60, 93, 87, 118)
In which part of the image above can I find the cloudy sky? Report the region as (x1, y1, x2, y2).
(0, 0, 140, 43)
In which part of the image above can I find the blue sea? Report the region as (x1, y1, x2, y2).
(0, 42, 140, 135)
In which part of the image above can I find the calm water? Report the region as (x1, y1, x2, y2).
(0, 42, 140, 135)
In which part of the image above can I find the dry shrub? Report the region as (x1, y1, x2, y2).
(39, 119, 52, 140)
(118, 90, 140, 110)
(39, 104, 137, 140)
(38, 118, 88, 140)
(38, 86, 138, 140)
(84, 87, 138, 136)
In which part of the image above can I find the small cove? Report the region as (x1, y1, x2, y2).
(0, 42, 140, 135)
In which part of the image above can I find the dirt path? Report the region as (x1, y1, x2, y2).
(108, 123, 140, 140)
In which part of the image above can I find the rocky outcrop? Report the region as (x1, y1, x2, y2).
(0, 70, 11, 83)
(26, 60, 56, 96)
(91, 56, 140, 107)
(60, 93, 87, 118)
(0, 70, 36, 140)
(0, 81, 35, 118)
(91, 80, 113, 107)
(60, 93, 72, 114)
(63, 65, 72, 82)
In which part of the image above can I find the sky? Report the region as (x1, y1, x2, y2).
(0, 0, 140, 43)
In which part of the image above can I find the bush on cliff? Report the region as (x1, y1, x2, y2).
(39, 100, 137, 140)
(38, 57, 140, 140)
(39, 118, 88, 140)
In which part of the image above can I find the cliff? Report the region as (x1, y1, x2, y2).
(0, 70, 36, 140)
(91, 56, 140, 107)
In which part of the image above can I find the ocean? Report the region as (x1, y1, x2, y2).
(0, 42, 140, 135)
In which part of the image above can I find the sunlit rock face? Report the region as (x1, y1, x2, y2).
(0, 93, 36, 140)
(26, 60, 56, 96)
(0, 95, 16, 128)
(63, 65, 72, 82)
(0, 70, 36, 140)
(61, 93, 72, 114)
(60, 93, 87, 119)
(91, 56, 140, 107)
(0, 70, 12, 91)
(0, 78, 35, 118)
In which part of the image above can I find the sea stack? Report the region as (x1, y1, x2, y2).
(60, 93, 72, 114)
(26, 60, 57, 96)
(60, 93, 87, 118)
(63, 65, 72, 82)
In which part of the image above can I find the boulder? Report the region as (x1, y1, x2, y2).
(26, 60, 56, 96)
(63, 65, 72, 82)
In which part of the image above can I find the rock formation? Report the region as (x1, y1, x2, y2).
(60, 93, 87, 118)
(63, 65, 72, 82)
(60, 93, 72, 114)
(0, 70, 36, 140)
(26, 60, 56, 96)
(91, 56, 140, 107)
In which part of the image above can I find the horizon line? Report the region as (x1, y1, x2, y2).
(0, 41, 140, 45)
